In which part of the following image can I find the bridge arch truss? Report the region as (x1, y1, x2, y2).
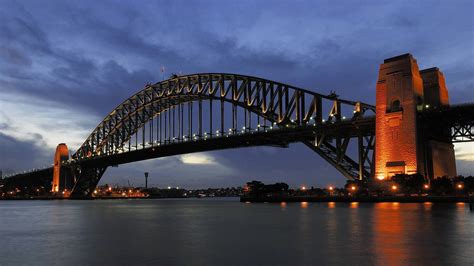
(70, 73, 375, 196)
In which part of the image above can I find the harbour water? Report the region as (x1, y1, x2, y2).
(0, 198, 472, 265)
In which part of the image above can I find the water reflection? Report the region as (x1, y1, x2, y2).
(0, 200, 472, 265)
(423, 202, 433, 210)
(372, 203, 408, 264)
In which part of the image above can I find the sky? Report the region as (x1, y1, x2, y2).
(0, 0, 473, 188)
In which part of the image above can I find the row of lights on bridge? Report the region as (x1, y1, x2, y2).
(4, 113, 356, 176)
(98, 116, 352, 155)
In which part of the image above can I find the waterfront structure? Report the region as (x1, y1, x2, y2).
(4, 54, 473, 198)
(375, 54, 457, 180)
(52, 144, 71, 192)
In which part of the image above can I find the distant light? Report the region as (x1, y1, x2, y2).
(424, 184, 429, 189)
(167, 186, 171, 189)
(425, 104, 430, 108)
(328, 186, 334, 191)
(391, 185, 397, 190)
(457, 183, 463, 189)
(176, 187, 179, 189)
(351, 186, 356, 191)
(376, 175, 385, 181)
(301, 186, 306, 191)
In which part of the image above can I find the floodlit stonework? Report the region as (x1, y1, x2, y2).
(375, 54, 456, 180)
(52, 143, 69, 192)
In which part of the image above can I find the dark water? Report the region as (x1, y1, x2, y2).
(0, 199, 472, 265)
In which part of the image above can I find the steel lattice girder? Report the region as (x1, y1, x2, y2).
(69, 166, 107, 198)
(419, 103, 474, 143)
(66, 74, 375, 187)
(73, 74, 375, 159)
(452, 123, 473, 142)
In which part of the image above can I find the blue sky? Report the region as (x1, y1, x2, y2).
(0, 0, 473, 188)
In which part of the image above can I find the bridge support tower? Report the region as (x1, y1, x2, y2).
(51, 143, 69, 193)
(52, 143, 73, 193)
(375, 54, 456, 180)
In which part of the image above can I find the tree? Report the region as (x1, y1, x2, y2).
(392, 173, 425, 195)
(430, 177, 454, 196)
(464, 176, 474, 193)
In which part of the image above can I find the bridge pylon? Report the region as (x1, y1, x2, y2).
(375, 54, 456, 180)
(52, 143, 73, 193)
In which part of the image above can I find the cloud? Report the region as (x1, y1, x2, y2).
(179, 154, 217, 165)
(454, 143, 474, 176)
(0, 0, 473, 187)
(455, 143, 474, 160)
(0, 132, 51, 174)
(0, 91, 98, 151)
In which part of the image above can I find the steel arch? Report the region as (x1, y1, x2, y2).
(74, 73, 374, 157)
(69, 73, 375, 196)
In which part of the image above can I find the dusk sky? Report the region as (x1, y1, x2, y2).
(1, 0, 473, 188)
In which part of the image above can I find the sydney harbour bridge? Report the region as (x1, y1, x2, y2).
(3, 54, 474, 198)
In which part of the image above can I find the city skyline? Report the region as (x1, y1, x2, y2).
(1, 0, 473, 188)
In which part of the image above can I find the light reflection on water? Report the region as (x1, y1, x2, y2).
(0, 199, 472, 265)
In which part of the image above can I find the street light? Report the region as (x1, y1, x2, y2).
(328, 186, 334, 196)
(351, 186, 356, 191)
(457, 183, 463, 189)
(391, 185, 397, 191)
(424, 184, 429, 189)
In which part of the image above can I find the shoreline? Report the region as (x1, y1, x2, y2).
(0, 196, 236, 201)
(1, 195, 472, 203)
(240, 195, 472, 203)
